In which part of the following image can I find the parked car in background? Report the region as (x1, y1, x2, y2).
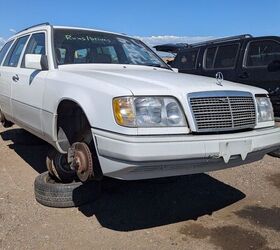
(154, 35, 280, 119)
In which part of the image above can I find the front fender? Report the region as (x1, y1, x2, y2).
(42, 70, 138, 146)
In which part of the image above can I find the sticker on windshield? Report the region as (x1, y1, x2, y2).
(64, 34, 112, 44)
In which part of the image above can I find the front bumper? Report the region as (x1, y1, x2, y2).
(93, 126, 280, 180)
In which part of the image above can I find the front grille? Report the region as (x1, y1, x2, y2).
(189, 91, 256, 132)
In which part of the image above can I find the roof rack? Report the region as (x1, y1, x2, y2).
(189, 34, 253, 48)
(16, 22, 50, 34)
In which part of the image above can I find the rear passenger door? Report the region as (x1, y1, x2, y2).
(0, 39, 15, 119)
(0, 36, 30, 121)
(202, 43, 241, 82)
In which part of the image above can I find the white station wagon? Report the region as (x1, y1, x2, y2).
(0, 23, 279, 183)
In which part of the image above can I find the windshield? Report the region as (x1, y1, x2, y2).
(53, 29, 169, 69)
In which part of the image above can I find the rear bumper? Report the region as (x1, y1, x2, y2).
(93, 127, 280, 180)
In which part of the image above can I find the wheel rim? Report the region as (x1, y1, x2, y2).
(46, 149, 75, 182)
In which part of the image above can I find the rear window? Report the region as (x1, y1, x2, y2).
(204, 44, 239, 69)
(0, 40, 14, 65)
(174, 49, 199, 70)
(245, 40, 280, 67)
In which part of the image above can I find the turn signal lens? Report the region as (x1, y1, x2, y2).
(113, 97, 136, 126)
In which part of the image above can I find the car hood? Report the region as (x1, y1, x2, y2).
(58, 64, 267, 96)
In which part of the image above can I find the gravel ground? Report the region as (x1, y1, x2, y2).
(0, 126, 279, 250)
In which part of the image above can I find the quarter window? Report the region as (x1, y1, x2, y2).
(3, 36, 29, 67)
(245, 40, 280, 67)
(0, 40, 14, 65)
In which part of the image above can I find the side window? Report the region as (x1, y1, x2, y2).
(175, 50, 199, 70)
(214, 44, 239, 68)
(3, 36, 29, 67)
(204, 47, 217, 69)
(21, 33, 46, 67)
(0, 40, 14, 65)
(245, 40, 280, 67)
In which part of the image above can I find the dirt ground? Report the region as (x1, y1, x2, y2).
(0, 126, 280, 250)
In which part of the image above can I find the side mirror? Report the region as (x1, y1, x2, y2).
(267, 60, 280, 72)
(25, 54, 48, 71)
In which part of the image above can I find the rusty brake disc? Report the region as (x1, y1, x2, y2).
(71, 142, 93, 182)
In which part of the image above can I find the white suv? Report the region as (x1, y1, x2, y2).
(0, 23, 279, 182)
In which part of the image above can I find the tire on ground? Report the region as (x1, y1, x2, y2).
(34, 172, 100, 208)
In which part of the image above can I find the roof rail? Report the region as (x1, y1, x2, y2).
(16, 22, 50, 34)
(189, 34, 253, 48)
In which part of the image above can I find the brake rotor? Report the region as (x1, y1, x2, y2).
(71, 142, 93, 182)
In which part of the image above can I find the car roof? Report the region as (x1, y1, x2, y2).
(53, 25, 129, 37)
(178, 35, 280, 51)
(7, 23, 133, 42)
(154, 34, 280, 54)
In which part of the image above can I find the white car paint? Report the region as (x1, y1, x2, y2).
(0, 24, 279, 180)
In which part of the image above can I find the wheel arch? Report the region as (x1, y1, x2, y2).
(54, 97, 94, 153)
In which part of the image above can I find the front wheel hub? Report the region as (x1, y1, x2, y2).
(70, 142, 93, 182)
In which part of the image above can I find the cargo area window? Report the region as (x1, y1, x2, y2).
(245, 40, 280, 67)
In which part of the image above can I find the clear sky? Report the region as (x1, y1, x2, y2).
(0, 0, 279, 46)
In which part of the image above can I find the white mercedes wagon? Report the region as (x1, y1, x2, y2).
(0, 23, 279, 182)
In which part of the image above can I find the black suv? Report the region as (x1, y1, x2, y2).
(155, 35, 280, 118)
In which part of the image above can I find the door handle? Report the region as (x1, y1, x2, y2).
(12, 74, 19, 82)
(239, 72, 249, 79)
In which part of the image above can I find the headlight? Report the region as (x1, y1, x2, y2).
(113, 96, 187, 127)
(256, 96, 274, 122)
